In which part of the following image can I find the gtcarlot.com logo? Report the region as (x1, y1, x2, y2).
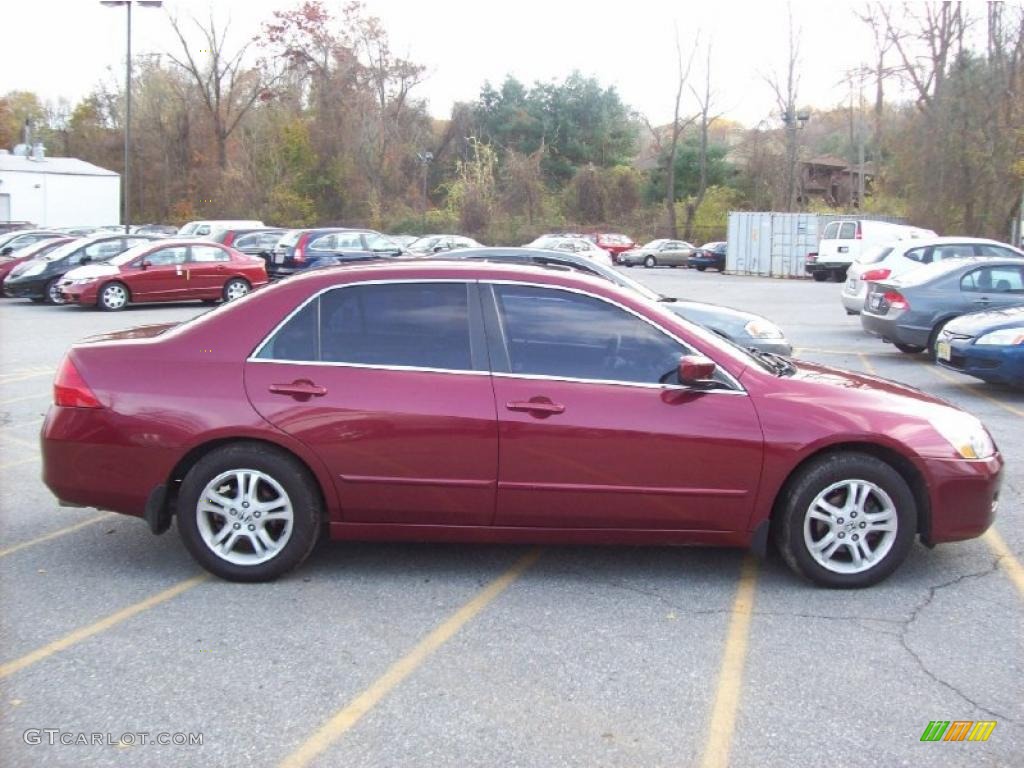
(921, 720, 996, 742)
(23, 729, 203, 747)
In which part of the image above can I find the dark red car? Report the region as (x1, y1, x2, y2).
(42, 262, 1002, 586)
(585, 232, 635, 256)
(0, 236, 76, 284)
(57, 239, 268, 310)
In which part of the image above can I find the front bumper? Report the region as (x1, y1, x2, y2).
(937, 340, 1024, 386)
(60, 281, 100, 305)
(860, 311, 931, 348)
(3, 275, 50, 299)
(923, 453, 1002, 544)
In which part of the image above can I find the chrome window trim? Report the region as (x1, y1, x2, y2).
(483, 279, 746, 394)
(247, 276, 747, 394)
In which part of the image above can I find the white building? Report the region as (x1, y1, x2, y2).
(0, 149, 120, 227)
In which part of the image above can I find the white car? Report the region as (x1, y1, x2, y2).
(841, 236, 1024, 314)
(541, 237, 613, 266)
(809, 220, 934, 282)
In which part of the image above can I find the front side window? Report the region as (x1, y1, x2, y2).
(145, 246, 188, 266)
(190, 245, 229, 263)
(491, 284, 687, 385)
(256, 282, 474, 372)
(961, 266, 1024, 293)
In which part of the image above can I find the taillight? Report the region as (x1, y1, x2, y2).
(855, 221, 862, 239)
(53, 356, 101, 408)
(223, 231, 236, 246)
(882, 290, 909, 310)
(861, 268, 891, 281)
(806, 252, 818, 263)
(293, 234, 309, 264)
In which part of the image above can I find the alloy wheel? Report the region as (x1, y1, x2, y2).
(803, 479, 898, 574)
(195, 469, 294, 566)
(101, 284, 128, 310)
(225, 279, 250, 301)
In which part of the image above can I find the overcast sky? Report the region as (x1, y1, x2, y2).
(2, 0, 918, 127)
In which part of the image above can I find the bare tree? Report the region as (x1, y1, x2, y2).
(879, 1, 966, 112)
(660, 25, 698, 238)
(682, 41, 722, 242)
(765, 5, 802, 211)
(167, 11, 279, 169)
(856, 3, 899, 187)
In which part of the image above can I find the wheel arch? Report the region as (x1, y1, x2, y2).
(768, 441, 931, 541)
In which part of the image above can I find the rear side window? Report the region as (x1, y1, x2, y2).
(491, 285, 686, 385)
(838, 222, 856, 239)
(234, 233, 262, 249)
(256, 283, 474, 371)
(903, 247, 929, 264)
(146, 246, 188, 266)
(336, 233, 366, 249)
(821, 223, 839, 240)
(857, 246, 893, 264)
(191, 245, 229, 263)
(307, 234, 335, 251)
(961, 266, 1024, 293)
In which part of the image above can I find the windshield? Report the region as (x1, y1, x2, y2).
(108, 242, 158, 266)
(409, 236, 441, 251)
(40, 239, 89, 261)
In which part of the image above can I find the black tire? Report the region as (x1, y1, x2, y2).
(894, 343, 925, 354)
(223, 277, 251, 302)
(44, 277, 66, 305)
(695, 266, 707, 272)
(811, 272, 828, 282)
(177, 443, 322, 582)
(644, 255, 657, 268)
(831, 269, 848, 282)
(97, 281, 130, 311)
(927, 318, 955, 361)
(845, 309, 858, 316)
(773, 452, 917, 588)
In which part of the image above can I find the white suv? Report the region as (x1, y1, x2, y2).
(841, 236, 1024, 314)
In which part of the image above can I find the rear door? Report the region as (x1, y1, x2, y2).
(188, 244, 232, 297)
(818, 222, 843, 262)
(244, 280, 498, 526)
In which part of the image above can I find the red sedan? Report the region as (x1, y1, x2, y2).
(42, 262, 1002, 586)
(58, 239, 268, 310)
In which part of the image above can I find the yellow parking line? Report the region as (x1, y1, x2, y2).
(0, 371, 53, 385)
(279, 549, 542, 768)
(984, 529, 1024, 599)
(0, 574, 208, 679)
(700, 555, 759, 768)
(857, 352, 877, 376)
(0, 456, 39, 470)
(793, 347, 867, 356)
(0, 393, 50, 406)
(0, 513, 115, 559)
(0, 433, 39, 451)
(927, 366, 1024, 418)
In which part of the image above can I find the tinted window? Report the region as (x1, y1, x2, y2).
(838, 222, 856, 239)
(821, 223, 839, 240)
(146, 246, 188, 266)
(492, 285, 686, 384)
(336, 232, 366, 249)
(234, 233, 262, 249)
(903, 246, 928, 264)
(961, 266, 1024, 293)
(257, 283, 473, 371)
(80, 239, 125, 263)
(191, 245, 229, 263)
(307, 234, 335, 251)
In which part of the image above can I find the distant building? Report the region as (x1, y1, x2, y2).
(799, 154, 874, 207)
(0, 146, 120, 227)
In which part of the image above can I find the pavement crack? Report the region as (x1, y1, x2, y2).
(898, 560, 1015, 723)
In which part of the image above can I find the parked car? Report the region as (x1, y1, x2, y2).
(584, 233, 635, 257)
(0, 236, 76, 284)
(861, 257, 1024, 356)
(268, 228, 403, 279)
(42, 260, 1001, 587)
(0, 229, 65, 256)
(690, 242, 727, 272)
(177, 220, 265, 237)
(619, 239, 695, 268)
(58, 239, 268, 311)
(131, 224, 179, 237)
(446, 247, 791, 355)
(405, 234, 484, 255)
(2, 234, 158, 304)
(542, 237, 613, 266)
(935, 306, 1024, 386)
(523, 233, 586, 248)
(807, 220, 935, 283)
(842, 237, 1023, 315)
(388, 235, 419, 249)
(223, 229, 288, 265)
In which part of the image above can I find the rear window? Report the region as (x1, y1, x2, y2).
(821, 223, 840, 240)
(838, 222, 856, 239)
(857, 245, 893, 264)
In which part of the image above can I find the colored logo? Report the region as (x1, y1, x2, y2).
(921, 720, 996, 742)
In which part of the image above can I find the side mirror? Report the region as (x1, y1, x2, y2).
(678, 355, 717, 386)
(140, 259, 150, 270)
(433, 245, 445, 253)
(80, 254, 92, 264)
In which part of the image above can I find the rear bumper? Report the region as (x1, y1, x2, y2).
(805, 261, 850, 275)
(923, 454, 1002, 544)
(860, 312, 931, 347)
(841, 282, 867, 313)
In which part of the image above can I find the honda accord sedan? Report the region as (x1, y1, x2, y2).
(59, 239, 268, 310)
(42, 262, 1002, 586)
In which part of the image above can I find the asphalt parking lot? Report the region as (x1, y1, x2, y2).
(1, 269, 1021, 768)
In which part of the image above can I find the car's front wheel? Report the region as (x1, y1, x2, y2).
(894, 343, 925, 354)
(695, 265, 707, 272)
(98, 282, 129, 311)
(773, 452, 916, 588)
(177, 443, 322, 582)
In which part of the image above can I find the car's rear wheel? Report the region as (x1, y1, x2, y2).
(894, 343, 925, 354)
(773, 452, 916, 588)
(811, 272, 828, 282)
(177, 443, 322, 582)
(695, 266, 707, 272)
(644, 255, 657, 268)
(223, 278, 251, 302)
(98, 282, 129, 311)
(45, 278, 66, 305)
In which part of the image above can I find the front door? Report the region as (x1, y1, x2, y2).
(959, 264, 1024, 312)
(129, 245, 188, 299)
(244, 280, 498, 526)
(483, 283, 764, 532)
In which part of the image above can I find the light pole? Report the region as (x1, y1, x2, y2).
(417, 151, 433, 229)
(782, 109, 809, 211)
(100, 0, 162, 233)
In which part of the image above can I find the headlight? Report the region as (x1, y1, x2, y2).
(744, 319, 785, 339)
(976, 328, 1024, 346)
(930, 412, 996, 459)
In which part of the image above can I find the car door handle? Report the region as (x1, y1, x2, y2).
(973, 297, 992, 305)
(506, 400, 565, 416)
(269, 380, 327, 398)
